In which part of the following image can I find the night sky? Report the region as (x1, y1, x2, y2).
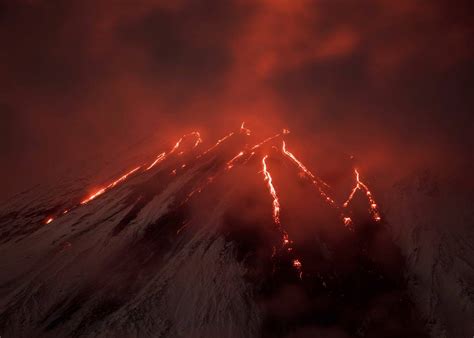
(1, 0, 473, 199)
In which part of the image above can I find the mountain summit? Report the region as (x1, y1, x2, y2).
(0, 124, 455, 337)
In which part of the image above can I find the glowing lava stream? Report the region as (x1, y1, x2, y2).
(146, 152, 166, 171)
(343, 169, 381, 222)
(240, 122, 251, 135)
(198, 132, 234, 157)
(38, 123, 384, 282)
(170, 131, 202, 154)
(262, 155, 281, 225)
(281, 141, 338, 215)
(282, 141, 331, 190)
(226, 129, 290, 170)
(42, 121, 381, 288)
(262, 155, 302, 278)
(281, 141, 382, 226)
(44, 131, 204, 225)
(147, 131, 203, 171)
(81, 166, 142, 205)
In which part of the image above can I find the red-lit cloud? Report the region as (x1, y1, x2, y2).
(0, 0, 472, 199)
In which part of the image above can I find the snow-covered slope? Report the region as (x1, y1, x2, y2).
(2, 134, 466, 337)
(383, 170, 474, 338)
(0, 143, 262, 337)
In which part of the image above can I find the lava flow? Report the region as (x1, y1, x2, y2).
(41, 123, 381, 279)
(261, 155, 281, 227)
(226, 129, 289, 170)
(343, 169, 381, 222)
(281, 141, 383, 226)
(81, 166, 142, 205)
(282, 141, 335, 206)
(148, 131, 203, 170)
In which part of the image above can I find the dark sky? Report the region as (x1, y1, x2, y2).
(1, 0, 473, 199)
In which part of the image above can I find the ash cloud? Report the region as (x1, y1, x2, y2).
(0, 0, 473, 199)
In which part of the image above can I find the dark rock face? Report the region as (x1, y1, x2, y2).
(0, 139, 469, 337)
(383, 170, 474, 338)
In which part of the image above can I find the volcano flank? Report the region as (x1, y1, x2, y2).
(0, 124, 465, 337)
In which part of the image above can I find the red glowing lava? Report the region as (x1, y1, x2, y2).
(343, 169, 381, 222)
(41, 123, 382, 279)
(81, 166, 141, 205)
(262, 155, 281, 226)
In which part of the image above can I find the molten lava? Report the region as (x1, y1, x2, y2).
(199, 132, 235, 157)
(261, 155, 281, 226)
(282, 141, 335, 206)
(81, 166, 141, 205)
(40, 122, 382, 279)
(146, 152, 166, 171)
(343, 169, 381, 222)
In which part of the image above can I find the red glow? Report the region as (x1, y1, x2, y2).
(262, 155, 281, 226)
(81, 166, 141, 205)
(146, 152, 166, 171)
(343, 169, 381, 222)
(240, 122, 251, 135)
(199, 132, 234, 157)
(41, 123, 382, 279)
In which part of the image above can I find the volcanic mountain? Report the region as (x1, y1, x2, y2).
(0, 124, 472, 337)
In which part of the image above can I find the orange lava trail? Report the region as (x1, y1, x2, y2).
(282, 141, 330, 188)
(282, 141, 335, 205)
(42, 122, 382, 274)
(242, 151, 255, 165)
(198, 132, 235, 157)
(226, 151, 245, 170)
(81, 166, 141, 205)
(251, 130, 287, 151)
(227, 129, 289, 170)
(262, 155, 303, 276)
(281, 141, 358, 227)
(262, 155, 291, 247)
(240, 122, 251, 135)
(192, 132, 203, 148)
(293, 259, 303, 279)
(45, 131, 202, 224)
(147, 131, 202, 171)
(343, 169, 381, 222)
(169, 131, 202, 155)
(262, 155, 281, 225)
(146, 152, 166, 171)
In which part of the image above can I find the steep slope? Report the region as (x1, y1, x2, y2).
(383, 171, 474, 338)
(0, 125, 439, 337)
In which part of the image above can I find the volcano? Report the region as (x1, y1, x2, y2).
(0, 124, 472, 337)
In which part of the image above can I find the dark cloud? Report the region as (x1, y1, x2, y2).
(0, 0, 473, 199)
